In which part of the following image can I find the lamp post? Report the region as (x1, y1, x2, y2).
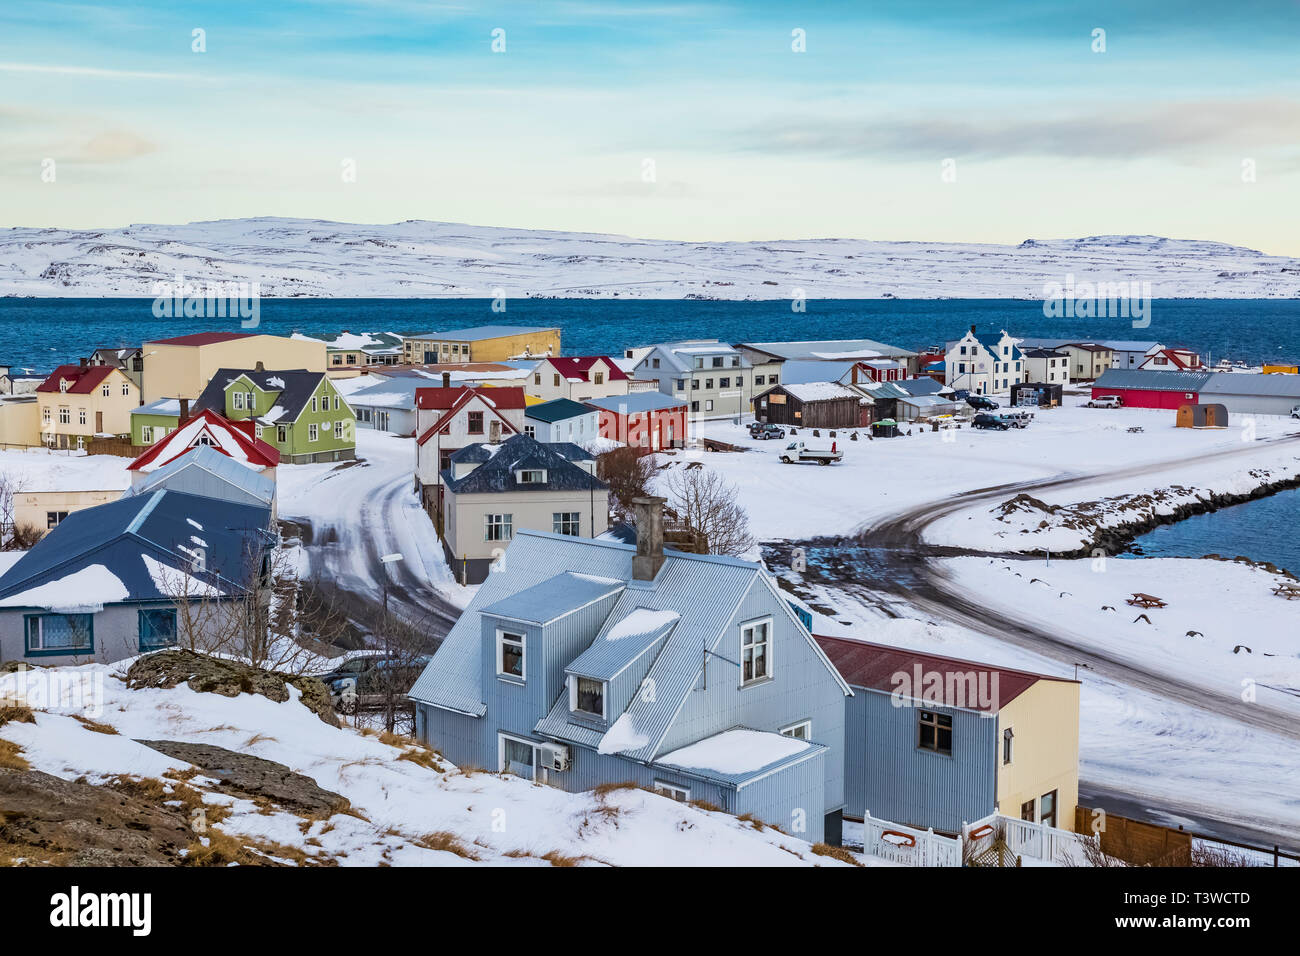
(380, 553, 403, 616)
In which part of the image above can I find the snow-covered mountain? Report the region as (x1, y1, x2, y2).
(2, 218, 1297, 298)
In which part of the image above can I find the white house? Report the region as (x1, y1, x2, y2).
(1020, 348, 1071, 385)
(944, 328, 1025, 395)
(632, 340, 755, 421)
(414, 386, 527, 513)
(523, 398, 601, 446)
(525, 356, 629, 403)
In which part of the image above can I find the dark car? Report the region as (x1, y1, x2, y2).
(318, 654, 433, 704)
(972, 413, 1010, 430)
(749, 422, 786, 440)
(967, 395, 999, 410)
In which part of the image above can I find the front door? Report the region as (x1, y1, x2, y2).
(95, 411, 103, 432)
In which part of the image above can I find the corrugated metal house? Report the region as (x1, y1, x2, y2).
(754, 382, 867, 429)
(816, 636, 1080, 836)
(410, 499, 853, 843)
(1091, 368, 1213, 409)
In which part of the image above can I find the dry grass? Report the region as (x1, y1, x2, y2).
(592, 780, 641, 799)
(164, 766, 201, 782)
(244, 733, 277, 747)
(811, 842, 864, 867)
(541, 849, 585, 867)
(106, 775, 168, 802)
(72, 715, 119, 735)
(0, 739, 29, 770)
(184, 829, 254, 866)
(689, 798, 722, 813)
(416, 830, 479, 860)
(736, 812, 768, 831)
(396, 747, 440, 770)
(0, 703, 35, 728)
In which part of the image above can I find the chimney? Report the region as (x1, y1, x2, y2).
(969, 324, 977, 336)
(179, 397, 190, 421)
(632, 496, 666, 581)
(79, 357, 89, 368)
(255, 360, 265, 372)
(851, 363, 859, 384)
(442, 371, 451, 388)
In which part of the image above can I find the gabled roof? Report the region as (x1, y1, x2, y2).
(36, 365, 117, 394)
(740, 339, 917, 360)
(525, 398, 595, 424)
(124, 444, 276, 506)
(780, 360, 860, 385)
(1020, 347, 1069, 359)
(127, 408, 280, 472)
(585, 392, 688, 414)
(481, 571, 624, 626)
(346, 378, 426, 410)
(1140, 348, 1200, 370)
(193, 368, 327, 424)
(0, 489, 272, 609)
(896, 377, 951, 397)
(1092, 368, 1213, 392)
(771, 382, 861, 403)
(146, 332, 256, 347)
(442, 434, 606, 494)
(132, 398, 184, 417)
(814, 635, 1076, 714)
(415, 386, 525, 445)
(972, 332, 1023, 362)
(542, 356, 628, 382)
(1200, 372, 1300, 398)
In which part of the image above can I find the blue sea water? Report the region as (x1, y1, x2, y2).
(0, 297, 1297, 374)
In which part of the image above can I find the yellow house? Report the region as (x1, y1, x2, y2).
(141, 332, 326, 402)
(0, 396, 40, 449)
(995, 677, 1081, 832)
(15, 489, 125, 539)
(401, 326, 560, 365)
(36, 364, 140, 449)
(1263, 364, 1299, 375)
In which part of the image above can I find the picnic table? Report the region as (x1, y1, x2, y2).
(1272, 583, 1300, 600)
(1126, 592, 1168, 609)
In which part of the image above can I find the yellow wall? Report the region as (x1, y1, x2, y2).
(37, 368, 140, 444)
(402, 329, 561, 365)
(1262, 364, 1298, 375)
(0, 398, 40, 448)
(15, 489, 124, 537)
(143, 335, 327, 402)
(996, 679, 1080, 831)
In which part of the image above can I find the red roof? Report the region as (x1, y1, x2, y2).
(127, 408, 280, 472)
(37, 365, 117, 394)
(543, 356, 628, 383)
(814, 634, 1076, 713)
(415, 385, 526, 411)
(145, 332, 256, 347)
(1144, 348, 1201, 370)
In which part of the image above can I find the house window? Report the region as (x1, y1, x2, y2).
(691, 379, 699, 390)
(499, 734, 536, 779)
(46, 511, 68, 529)
(918, 710, 953, 756)
(332, 354, 343, 366)
(740, 618, 771, 685)
(574, 677, 605, 717)
(25, 613, 93, 655)
(1021, 799, 1036, 822)
(1039, 790, 1058, 828)
(485, 513, 513, 541)
(439, 450, 453, 471)
(101, 383, 109, 397)
(233, 392, 245, 410)
(518, 469, 545, 484)
(593, 372, 604, 385)
(755, 375, 765, 386)
(524, 424, 536, 438)
(1003, 727, 1014, 765)
(780, 720, 811, 740)
(308, 423, 318, 441)
(78, 409, 87, 425)
(553, 512, 580, 535)
(653, 781, 690, 802)
(719, 377, 730, 388)
(138, 608, 178, 651)
(769, 374, 778, 384)
(691, 401, 699, 412)
(122, 382, 130, 395)
(140, 425, 153, 443)
(652, 358, 660, 368)
(497, 630, 525, 679)
(277, 426, 287, 443)
(334, 395, 340, 410)
(41, 407, 50, 424)
(704, 400, 714, 412)
(705, 379, 713, 390)
(735, 377, 742, 387)
(467, 411, 484, 434)
(255, 425, 264, 439)
(334, 420, 344, 439)
(712, 357, 723, 368)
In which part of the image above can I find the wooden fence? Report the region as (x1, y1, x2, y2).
(1075, 806, 1191, 866)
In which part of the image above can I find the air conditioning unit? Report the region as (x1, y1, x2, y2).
(541, 743, 571, 772)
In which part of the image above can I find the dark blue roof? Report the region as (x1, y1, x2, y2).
(525, 398, 594, 424)
(443, 434, 606, 494)
(0, 490, 272, 606)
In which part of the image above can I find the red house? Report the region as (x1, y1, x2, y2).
(586, 392, 687, 454)
(1090, 369, 1212, 409)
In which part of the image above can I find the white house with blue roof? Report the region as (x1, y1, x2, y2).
(944, 326, 1025, 395)
(410, 496, 853, 843)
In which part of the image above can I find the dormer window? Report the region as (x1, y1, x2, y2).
(517, 469, 546, 484)
(59, 379, 69, 393)
(570, 676, 605, 718)
(496, 629, 525, 681)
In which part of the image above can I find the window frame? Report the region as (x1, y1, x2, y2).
(653, 780, 690, 802)
(917, 709, 953, 756)
(779, 719, 811, 740)
(484, 512, 513, 542)
(739, 616, 773, 687)
(24, 612, 95, 657)
(572, 675, 606, 718)
(496, 628, 526, 682)
(1002, 726, 1014, 765)
(138, 607, 179, 652)
(552, 511, 581, 536)
(467, 410, 485, 434)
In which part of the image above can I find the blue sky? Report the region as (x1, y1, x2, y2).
(3, 0, 1297, 253)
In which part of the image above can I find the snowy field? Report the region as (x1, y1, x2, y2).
(0, 447, 133, 492)
(677, 396, 1300, 543)
(0, 662, 877, 867)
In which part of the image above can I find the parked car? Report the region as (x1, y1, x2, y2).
(749, 422, 786, 440)
(318, 654, 433, 707)
(967, 395, 999, 410)
(1086, 395, 1124, 409)
(1000, 411, 1032, 428)
(972, 413, 1011, 430)
(1291, 405, 1300, 419)
(780, 441, 843, 465)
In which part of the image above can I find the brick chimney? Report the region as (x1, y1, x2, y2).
(632, 496, 666, 581)
(442, 371, 451, 388)
(969, 324, 977, 336)
(255, 360, 265, 372)
(179, 397, 190, 421)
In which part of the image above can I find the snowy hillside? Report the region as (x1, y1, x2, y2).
(3, 219, 1298, 299)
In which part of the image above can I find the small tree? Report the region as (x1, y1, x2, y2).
(0, 472, 24, 550)
(598, 447, 662, 523)
(663, 466, 753, 557)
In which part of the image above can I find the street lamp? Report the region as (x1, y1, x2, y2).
(380, 553, 403, 614)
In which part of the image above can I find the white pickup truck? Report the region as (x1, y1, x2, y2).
(780, 441, 843, 465)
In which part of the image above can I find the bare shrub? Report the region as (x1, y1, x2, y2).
(663, 467, 753, 556)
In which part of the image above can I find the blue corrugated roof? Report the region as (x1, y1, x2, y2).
(480, 571, 624, 625)
(565, 607, 678, 680)
(125, 445, 275, 505)
(525, 398, 594, 424)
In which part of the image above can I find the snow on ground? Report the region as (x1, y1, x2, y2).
(671, 397, 1300, 542)
(0, 447, 132, 491)
(0, 662, 874, 866)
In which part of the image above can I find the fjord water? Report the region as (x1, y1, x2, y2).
(1122, 487, 1300, 574)
(1, 297, 1298, 373)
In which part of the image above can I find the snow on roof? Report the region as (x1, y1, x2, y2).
(604, 608, 680, 641)
(781, 382, 859, 402)
(656, 729, 812, 777)
(0, 563, 128, 612)
(597, 713, 651, 755)
(810, 349, 883, 360)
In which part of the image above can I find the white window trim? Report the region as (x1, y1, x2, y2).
(569, 674, 606, 719)
(779, 719, 811, 740)
(308, 423, 318, 441)
(653, 780, 691, 802)
(233, 391, 245, 410)
(740, 615, 773, 687)
(496, 628, 525, 682)
(497, 732, 539, 781)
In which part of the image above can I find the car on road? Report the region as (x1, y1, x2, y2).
(318, 654, 433, 709)
(972, 413, 1011, 430)
(749, 422, 786, 440)
(780, 441, 843, 464)
(966, 395, 999, 410)
(1086, 395, 1124, 409)
(1000, 411, 1032, 428)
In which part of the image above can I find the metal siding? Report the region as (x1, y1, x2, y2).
(734, 750, 826, 843)
(852, 688, 996, 834)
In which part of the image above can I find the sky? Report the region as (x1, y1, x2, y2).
(2, 0, 1298, 253)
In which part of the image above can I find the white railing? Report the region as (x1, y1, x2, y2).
(862, 812, 962, 867)
(962, 813, 1089, 866)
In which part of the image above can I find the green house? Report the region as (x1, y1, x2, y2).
(130, 398, 182, 446)
(194, 368, 356, 464)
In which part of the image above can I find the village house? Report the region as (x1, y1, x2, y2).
(292, 331, 403, 372)
(1137, 347, 1203, 372)
(736, 339, 920, 380)
(130, 398, 185, 446)
(401, 326, 561, 365)
(0, 394, 39, 448)
(12, 460, 130, 539)
(1059, 343, 1114, 381)
(524, 356, 629, 403)
(414, 383, 527, 519)
(435, 433, 609, 584)
(754, 382, 868, 429)
(1090, 369, 1212, 410)
(944, 328, 1025, 396)
(633, 340, 755, 421)
(1, 365, 46, 396)
(815, 636, 1080, 837)
(410, 497, 852, 843)
(1020, 347, 1071, 385)
(587, 392, 687, 453)
(35, 363, 140, 450)
(87, 347, 145, 388)
(193, 367, 355, 465)
(1015, 338, 1164, 371)
(140, 332, 326, 403)
(127, 408, 280, 487)
(523, 398, 601, 446)
(123, 444, 277, 519)
(0, 490, 273, 667)
(347, 378, 426, 435)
